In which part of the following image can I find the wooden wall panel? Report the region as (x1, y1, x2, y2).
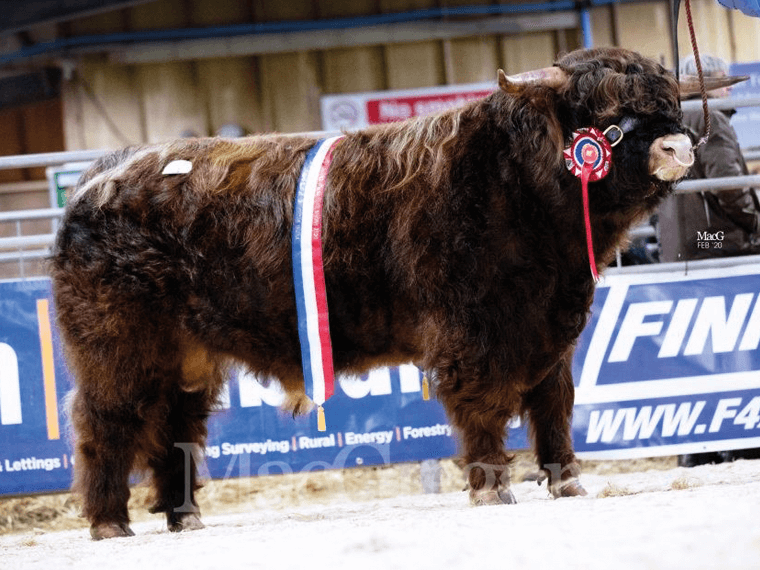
(321, 48, 387, 94)
(499, 33, 557, 74)
(556, 28, 582, 55)
(379, 0, 436, 12)
(381, 0, 444, 89)
(318, 0, 379, 19)
(21, 99, 64, 180)
(128, 0, 191, 29)
(676, 0, 733, 65)
(615, 2, 673, 67)
(252, 0, 320, 133)
(590, 6, 615, 47)
(259, 52, 321, 133)
(61, 78, 87, 151)
(444, 0, 497, 84)
(0, 100, 62, 236)
(0, 190, 51, 271)
(252, 0, 318, 22)
(196, 57, 265, 135)
(0, 189, 50, 237)
(732, 11, 760, 62)
(0, 190, 48, 211)
(0, 109, 25, 183)
(448, 37, 500, 84)
(385, 42, 445, 89)
(189, 0, 251, 26)
(137, 62, 209, 142)
(319, 0, 387, 95)
(54, 0, 760, 148)
(77, 56, 145, 149)
(67, 6, 127, 34)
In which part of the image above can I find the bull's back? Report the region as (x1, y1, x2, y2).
(52, 137, 401, 383)
(51, 135, 427, 384)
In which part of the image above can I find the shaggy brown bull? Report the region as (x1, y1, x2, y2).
(51, 47, 735, 539)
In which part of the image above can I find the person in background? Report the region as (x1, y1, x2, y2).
(659, 54, 760, 467)
(660, 54, 760, 263)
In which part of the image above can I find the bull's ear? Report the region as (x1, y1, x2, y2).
(498, 67, 568, 93)
(679, 74, 748, 98)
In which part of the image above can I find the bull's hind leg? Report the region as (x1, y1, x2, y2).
(147, 344, 225, 532)
(522, 354, 587, 498)
(147, 386, 216, 533)
(70, 388, 141, 539)
(437, 371, 518, 506)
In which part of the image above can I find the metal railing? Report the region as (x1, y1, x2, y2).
(0, 208, 62, 278)
(0, 208, 61, 249)
(675, 174, 760, 194)
(0, 149, 108, 171)
(0, 150, 107, 278)
(0, 96, 758, 278)
(681, 96, 760, 113)
(0, 170, 755, 276)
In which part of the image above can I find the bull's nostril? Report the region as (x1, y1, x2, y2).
(672, 152, 694, 167)
(661, 139, 694, 167)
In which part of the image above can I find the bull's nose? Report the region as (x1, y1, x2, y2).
(661, 135, 694, 167)
(650, 133, 694, 181)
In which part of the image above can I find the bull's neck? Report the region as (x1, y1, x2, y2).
(585, 199, 655, 273)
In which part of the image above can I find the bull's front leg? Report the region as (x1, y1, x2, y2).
(522, 353, 587, 498)
(436, 366, 518, 506)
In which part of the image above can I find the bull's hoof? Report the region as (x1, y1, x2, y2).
(469, 487, 517, 506)
(168, 512, 205, 533)
(90, 522, 135, 540)
(550, 478, 588, 498)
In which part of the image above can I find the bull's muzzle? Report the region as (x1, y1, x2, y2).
(649, 134, 694, 181)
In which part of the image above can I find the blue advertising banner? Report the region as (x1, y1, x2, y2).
(573, 261, 760, 458)
(0, 279, 71, 495)
(0, 277, 530, 496)
(201, 366, 530, 480)
(3, 259, 760, 494)
(729, 61, 760, 150)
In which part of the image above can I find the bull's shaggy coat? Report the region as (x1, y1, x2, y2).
(52, 47, 688, 538)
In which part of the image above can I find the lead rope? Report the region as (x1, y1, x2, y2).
(684, 0, 711, 148)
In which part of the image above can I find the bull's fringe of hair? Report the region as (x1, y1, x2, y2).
(375, 105, 467, 192)
(557, 47, 681, 121)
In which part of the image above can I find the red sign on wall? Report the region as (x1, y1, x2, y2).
(321, 82, 494, 131)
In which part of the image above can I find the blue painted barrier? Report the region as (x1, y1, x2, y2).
(573, 261, 760, 458)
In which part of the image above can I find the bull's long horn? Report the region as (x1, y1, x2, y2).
(679, 74, 749, 98)
(498, 67, 567, 93)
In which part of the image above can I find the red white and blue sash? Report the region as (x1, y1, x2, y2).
(292, 136, 343, 430)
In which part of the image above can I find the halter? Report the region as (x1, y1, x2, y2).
(563, 116, 639, 281)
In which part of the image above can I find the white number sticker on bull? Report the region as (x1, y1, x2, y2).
(572, 264, 760, 459)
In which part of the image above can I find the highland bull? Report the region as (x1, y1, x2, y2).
(51, 47, 740, 539)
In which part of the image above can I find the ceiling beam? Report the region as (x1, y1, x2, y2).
(107, 12, 579, 65)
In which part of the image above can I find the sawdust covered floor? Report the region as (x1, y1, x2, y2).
(0, 451, 676, 536)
